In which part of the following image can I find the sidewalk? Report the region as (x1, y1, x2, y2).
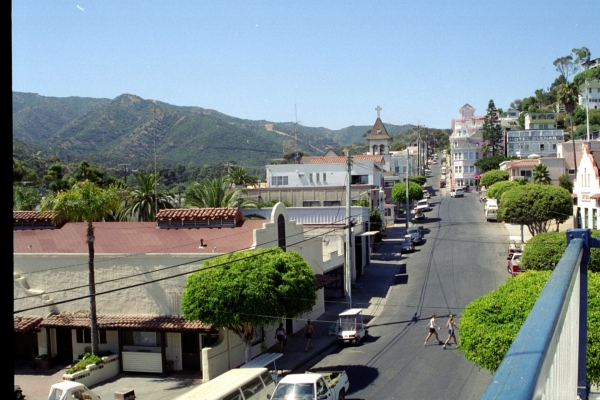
(268, 223, 404, 372)
(503, 215, 574, 243)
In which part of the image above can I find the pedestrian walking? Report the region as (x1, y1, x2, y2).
(443, 314, 459, 349)
(304, 320, 316, 352)
(275, 323, 287, 353)
(424, 313, 442, 345)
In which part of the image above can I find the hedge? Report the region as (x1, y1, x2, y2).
(459, 271, 600, 385)
(522, 230, 600, 273)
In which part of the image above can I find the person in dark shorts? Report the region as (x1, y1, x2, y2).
(443, 314, 459, 349)
(424, 313, 442, 345)
(304, 320, 316, 352)
(275, 323, 287, 352)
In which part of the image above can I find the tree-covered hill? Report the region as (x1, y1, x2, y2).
(12, 91, 424, 173)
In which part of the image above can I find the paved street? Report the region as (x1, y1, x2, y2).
(305, 159, 511, 399)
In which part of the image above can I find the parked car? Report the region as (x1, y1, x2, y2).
(401, 237, 415, 253)
(406, 227, 423, 245)
(337, 308, 368, 346)
(450, 188, 464, 198)
(414, 211, 425, 221)
(508, 236, 526, 255)
(507, 253, 525, 277)
(423, 190, 431, 199)
(47, 382, 101, 400)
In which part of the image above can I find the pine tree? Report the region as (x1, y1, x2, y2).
(482, 100, 504, 156)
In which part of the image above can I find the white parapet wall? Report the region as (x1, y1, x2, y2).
(63, 354, 120, 387)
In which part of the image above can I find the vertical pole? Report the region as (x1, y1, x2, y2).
(346, 150, 352, 309)
(406, 148, 410, 231)
(586, 80, 590, 142)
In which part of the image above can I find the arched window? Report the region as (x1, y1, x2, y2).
(379, 144, 385, 154)
(373, 145, 378, 154)
(277, 214, 286, 251)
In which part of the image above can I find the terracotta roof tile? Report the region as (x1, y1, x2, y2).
(13, 211, 56, 222)
(309, 155, 385, 164)
(39, 312, 217, 333)
(315, 274, 340, 289)
(14, 316, 43, 333)
(156, 208, 242, 221)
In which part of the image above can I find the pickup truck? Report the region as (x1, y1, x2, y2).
(47, 381, 101, 400)
(268, 371, 349, 400)
(507, 253, 525, 277)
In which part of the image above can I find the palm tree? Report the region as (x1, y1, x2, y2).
(226, 166, 258, 187)
(41, 180, 120, 356)
(557, 82, 580, 174)
(533, 164, 551, 184)
(184, 176, 258, 208)
(119, 172, 174, 221)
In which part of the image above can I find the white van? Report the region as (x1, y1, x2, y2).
(174, 367, 276, 400)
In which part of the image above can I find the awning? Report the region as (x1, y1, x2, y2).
(357, 231, 380, 236)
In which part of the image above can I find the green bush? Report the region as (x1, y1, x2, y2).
(66, 353, 103, 374)
(480, 170, 509, 188)
(460, 271, 600, 385)
(522, 230, 600, 273)
(487, 180, 522, 200)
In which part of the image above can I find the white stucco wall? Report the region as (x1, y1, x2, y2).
(266, 162, 383, 188)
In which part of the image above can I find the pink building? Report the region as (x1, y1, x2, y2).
(449, 104, 485, 188)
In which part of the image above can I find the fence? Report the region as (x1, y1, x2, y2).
(481, 229, 595, 399)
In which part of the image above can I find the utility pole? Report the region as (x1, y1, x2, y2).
(118, 163, 130, 185)
(153, 108, 158, 220)
(345, 150, 353, 309)
(586, 79, 591, 142)
(417, 125, 420, 176)
(406, 148, 410, 231)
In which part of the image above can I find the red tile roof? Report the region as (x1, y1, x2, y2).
(309, 155, 385, 164)
(39, 313, 217, 333)
(13, 220, 265, 254)
(13, 211, 56, 222)
(315, 274, 340, 289)
(156, 208, 242, 221)
(14, 315, 43, 333)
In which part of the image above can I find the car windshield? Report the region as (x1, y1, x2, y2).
(272, 383, 315, 400)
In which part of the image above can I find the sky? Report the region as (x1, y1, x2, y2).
(12, 1, 600, 131)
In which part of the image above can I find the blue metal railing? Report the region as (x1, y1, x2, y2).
(481, 229, 596, 399)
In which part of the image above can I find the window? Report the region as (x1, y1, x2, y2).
(594, 209, 598, 230)
(540, 144, 545, 151)
(384, 208, 392, 216)
(123, 331, 162, 347)
(324, 201, 341, 206)
(351, 175, 369, 184)
(252, 327, 264, 346)
(323, 173, 326, 182)
(316, 173, 319, 182)
(270, 176, 288, 186)
(302, 201, 321, 207)
(309, 173, 313, 183)
(585, 208, 589, 229)
(520, 171, 532, 178)
(76, 329, 107, 344)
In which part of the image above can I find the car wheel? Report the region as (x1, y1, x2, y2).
(15, 391, 23, 400)
(339, 388, 346, 400)
(337, 339, 344, 347)
(353, 338, 359, 346)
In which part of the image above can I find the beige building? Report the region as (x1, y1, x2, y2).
(573, 143, 600, 229)
(13, 204, 335, 381)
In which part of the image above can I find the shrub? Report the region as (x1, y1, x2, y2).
(459, 271, 600, 385)
(480, 170, 509, 188)
(522, 230, 600, 273)
(487, 181, 522, 200)
(66, 353, 103, 374)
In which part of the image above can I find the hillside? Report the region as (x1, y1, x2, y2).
(12, 92, 417, 172)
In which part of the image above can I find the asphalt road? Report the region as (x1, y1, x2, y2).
(305, 157, 511, 399)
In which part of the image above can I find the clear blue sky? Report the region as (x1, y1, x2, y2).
(12, 1, 600, 130)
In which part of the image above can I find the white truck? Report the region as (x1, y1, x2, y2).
(47, 381, 102, 400)
(268, 371, 349, 400)
(484, 199, 498, 221)
(415, 199, 431, 212)
(450, 188, 464, 198)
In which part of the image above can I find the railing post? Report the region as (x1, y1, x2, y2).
(567, 229, 591, 399)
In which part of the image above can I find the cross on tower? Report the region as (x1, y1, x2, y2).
(375, 105, 382, 119)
